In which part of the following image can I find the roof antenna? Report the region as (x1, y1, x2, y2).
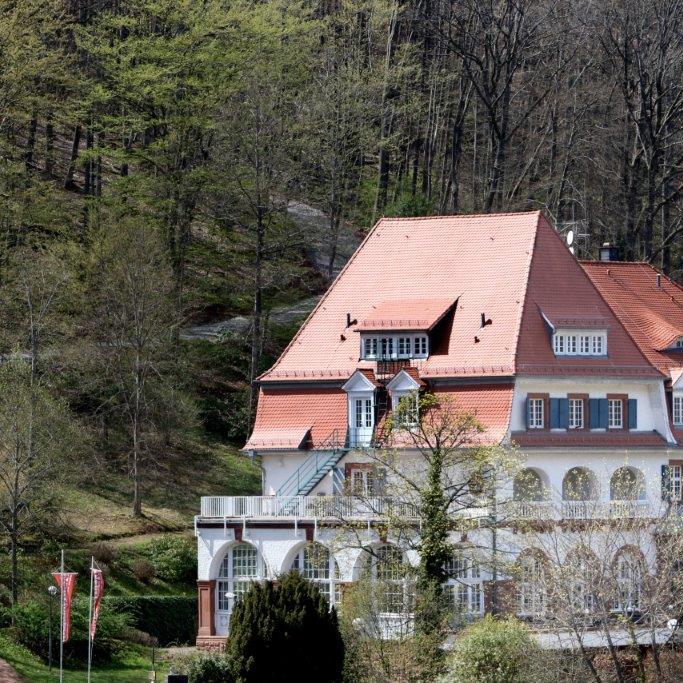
(346, 313, 351, 327)
(657, 274, 662, 288)
(481, 313, 492, 328)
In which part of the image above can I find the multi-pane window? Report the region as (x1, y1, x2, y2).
(361, 334, 429, 360)
(528, 398, 544, 429)
(674, 396, 683, 425)
(218, 543, 260, 613)
(372, 546, 411, 614)
(614, 551, 642, 613)
(568, 398, 584, 429)
(393, 392, 419, 426)
(355, 398, 373, 428)
(351, 468, 375, 495)
(443, 553, 483, 616)
(397, 337, 411, 357)
(414, 336, 428, 356)
(292, 544, 341, 607)
(670, 465, 682, 501)
(608, 399, 623, 428)
(518, 554, 546, 617)
(553, 332, 607, 356)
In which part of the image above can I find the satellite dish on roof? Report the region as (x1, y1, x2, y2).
(566, 230, 574, 246)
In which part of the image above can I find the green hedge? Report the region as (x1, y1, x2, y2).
(104, 596, 196, 646)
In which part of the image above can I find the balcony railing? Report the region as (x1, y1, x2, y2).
(199, 495, 418, 519)
(512, 499, 654, 521)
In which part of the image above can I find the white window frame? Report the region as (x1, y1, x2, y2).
(443, 553, 483, 617)
(392, 390, 419, 427)
(360, 333, 430, 360)
(553, 330, 607, 357)
(568, 398, 584, 430)
(292, 544, 341, 608)
(674, 395, 683, 425)
(217, 543, 262, 614)
(517, 554, 546, 617)
(608, 398, 623, 429)
(614, 551, 643, 613)
(528, 398, 544, 429)
(671, 465, 682, 501)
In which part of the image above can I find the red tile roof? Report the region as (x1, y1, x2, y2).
(580, 261, 683, 375)
(245, 387, 347, 450)
(356, 298, 456, 331)
(511, 430, 667, 448)
(261, 212, 543, 381)
(515, 218, 661, 377)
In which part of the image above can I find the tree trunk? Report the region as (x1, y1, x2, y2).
(64, 125, 82, 189)
(25, 115, 37, 171)
(249, 207, 265, 428)
(44, 115, 54, 176)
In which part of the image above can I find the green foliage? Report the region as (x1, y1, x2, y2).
(13, 597, 132, 664)
(131, 560, 156, 584)
(444, 616, 539, 683)
(384, 190, 434, 218)
(147, 536, 196, 584)
(226, 571, 344, 682)
(187, 652, 234, 683)
(104, 596, 197, 647)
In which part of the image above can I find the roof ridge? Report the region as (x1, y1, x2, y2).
(511, 212, 545, 375)
(376, 210, 541, 222)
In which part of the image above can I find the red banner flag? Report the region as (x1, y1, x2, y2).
(90, 568, 105, 640)
(52, 572, 78, 642)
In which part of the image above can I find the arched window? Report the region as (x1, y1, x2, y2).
(517, 553, 546, 617)
(368, 545, 413, 615)
(565, 549, 597, 614)
(513, 469, 548, 502)
(217, 543, 263, 614)
(292, 543, 341, 607)
(562, 467, 598, 501)
(443, 551, 483, 617)
(610, 467, 645, 501)
(614, 549, 643, 613)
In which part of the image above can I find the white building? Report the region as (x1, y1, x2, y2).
(195, 212, 683, 649)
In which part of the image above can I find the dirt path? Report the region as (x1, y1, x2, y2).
(0, 658, 22, 682)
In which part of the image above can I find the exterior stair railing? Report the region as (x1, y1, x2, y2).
(275, 429, 347, 499)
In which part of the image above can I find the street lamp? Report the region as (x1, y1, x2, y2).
(47, 585, 59, 675)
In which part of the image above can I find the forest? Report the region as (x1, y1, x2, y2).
(0, 0, 682, 616)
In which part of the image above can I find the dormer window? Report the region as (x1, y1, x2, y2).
(360, 333, 429, 360)
(674, 395, 683, 425)
(386, 369, 424, 428)
(553, 330, 607, 357)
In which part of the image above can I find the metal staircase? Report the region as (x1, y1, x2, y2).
(276, 429, 347, 498)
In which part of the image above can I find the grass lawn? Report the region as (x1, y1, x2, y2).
(0, 633, 170, 682)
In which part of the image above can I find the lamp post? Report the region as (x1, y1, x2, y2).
(47, 584, 59, 675)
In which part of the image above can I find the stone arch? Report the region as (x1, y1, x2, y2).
(562, 466, 599, 501)
(610, 466, 645, 501)
(513, 468, 550, 501)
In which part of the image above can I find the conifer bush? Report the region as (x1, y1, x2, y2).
(226, 571, 344, 682)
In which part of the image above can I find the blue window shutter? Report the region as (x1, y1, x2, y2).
(525, 397, 531, 428)
(549, 398, 560, 429)
(559, 398, 569, 429)
(589, 399, 600, 429)
(599, 398, 609, 428)
(662, 465, 671, 501)
(628, 399, 637, 429)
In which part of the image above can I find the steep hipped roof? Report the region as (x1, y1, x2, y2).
(261, 212, 659, 382)
(262, 212, 542, 381)
(581, 261, 683, 376)
(516, 218, 661, 377)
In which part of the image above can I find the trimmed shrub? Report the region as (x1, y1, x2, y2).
(443, 615, 539, 683)
(90, 541, 117, 565)
(226, 571, 344, 682)
(148, 535, 196, 584)
(13, 597, 131, 664)
(132, 559, 156, 583)
(187, 653, 234, 683)
(104, 596, 197, 646)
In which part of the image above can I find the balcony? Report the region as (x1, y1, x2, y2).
(199, 495, 418, 520)
(511, 499, 654, 521)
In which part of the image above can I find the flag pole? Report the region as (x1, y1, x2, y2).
(59, 549, 64, 683)
(87, 556, 94, 682)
